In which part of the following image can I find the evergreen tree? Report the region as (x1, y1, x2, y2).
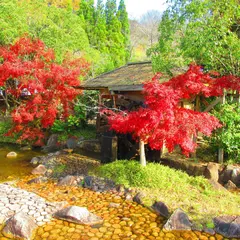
(117, 0, 130, 61)
(78, 0, 95, 44)
(105, 0, 117, 25)
(105, 0, 126, 66)
(94, 0, 108, 52)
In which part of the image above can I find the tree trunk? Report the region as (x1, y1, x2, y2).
(218, 90, 226, 163)
(139, 140, 146, 166)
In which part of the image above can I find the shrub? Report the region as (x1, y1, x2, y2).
(97, 160, 212, 193)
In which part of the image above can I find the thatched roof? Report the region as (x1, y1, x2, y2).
(82, 61, 186, 91)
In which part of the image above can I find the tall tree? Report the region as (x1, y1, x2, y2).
(78, 0, 96, 44)
(93, 0, 108, 52)
(117, 0, 130, 61)
(105, 0, 127, 66)
(105, 0, 117, 25)
(148, 0, 240, 76)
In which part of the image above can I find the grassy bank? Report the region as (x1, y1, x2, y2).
(95, 160, 240, 228)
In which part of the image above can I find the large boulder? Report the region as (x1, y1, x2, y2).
(53, 206, 103, 226)
(224, 180, 237, 190)
(204, 163, 219, 182)
(2, 212, 37, 240)
(163, 208, 192, 231)
(214, 216, 240, 238)
(42, 134, 60, 152)
(31, 164, 47, 175)
(151, 201, 169, 218)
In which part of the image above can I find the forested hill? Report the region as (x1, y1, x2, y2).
(0, 0, 130, 76)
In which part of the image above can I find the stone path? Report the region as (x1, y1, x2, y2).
(0, 183, 65, 226)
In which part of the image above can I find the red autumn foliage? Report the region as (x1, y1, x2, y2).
(0, 37, 90, 145)
(104, 64, 240, 156)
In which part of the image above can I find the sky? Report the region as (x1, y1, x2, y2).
(95, 0, 168, 20)
(122, 0, 168, 19)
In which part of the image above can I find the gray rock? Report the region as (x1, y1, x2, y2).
(163, 208, 192, 231)
(133, 192, 145, 205)
(2, 212, 37, 240)
(30, 157, 40, 165)
(53, 206, 103, 225)
(83, 176, 93, 188)
(224, 180, 237, 190)
(57, 176, 77, 186)
(214, 216, 240, 238)
(66, 137, 78, 149)
(204, 163, 219, 182)
(208, 179, 227, 191)
(27, 177, 48, 184)
(151, 201, 169, 218)
(116, 184, 125, 193)
(231, 168, 240, 186)
(42, 134, 60, 153)
(31, 165, 47, 175)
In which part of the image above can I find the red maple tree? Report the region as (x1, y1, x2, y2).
(0, 37, 90, 145)
(104, 64, 240, 166)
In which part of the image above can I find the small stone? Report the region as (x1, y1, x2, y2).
(6, 152, 17, 158)
(204, 163, 219, 182)
(133, 192, 145, 205)
(27, 177, 48, 184)
(109, 202, 120, 208)
(31, 165, 47, 175)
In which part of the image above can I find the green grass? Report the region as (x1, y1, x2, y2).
(96, 160, 240, 227)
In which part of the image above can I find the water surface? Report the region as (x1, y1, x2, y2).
(0, 143, 41, 182)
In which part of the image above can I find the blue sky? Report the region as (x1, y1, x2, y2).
(95, 0, 168, 19)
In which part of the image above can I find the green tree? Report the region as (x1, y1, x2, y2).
(78, 0, 96, 44)
(92, 0, 108, 52)
(149, 0, 240, 76)
(105, 0, 127, 66)
(117, 0, 130, 61)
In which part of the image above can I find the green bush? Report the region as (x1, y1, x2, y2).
(97, 160, 212, 193)
(0, 119, 18, 143)
(211, 103, 240, 163)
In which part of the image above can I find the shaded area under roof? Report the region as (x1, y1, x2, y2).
(82, 61, 187, 91)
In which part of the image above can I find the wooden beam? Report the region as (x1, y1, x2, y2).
(203, 97, 221, 112)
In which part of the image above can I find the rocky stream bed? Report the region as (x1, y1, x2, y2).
(0, 147, 239, 240)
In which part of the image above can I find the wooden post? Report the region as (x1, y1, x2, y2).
(218, 91, 226, 164)
(139, 140, 146, 166)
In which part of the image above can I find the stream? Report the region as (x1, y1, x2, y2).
(0, 143, 41, 182)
